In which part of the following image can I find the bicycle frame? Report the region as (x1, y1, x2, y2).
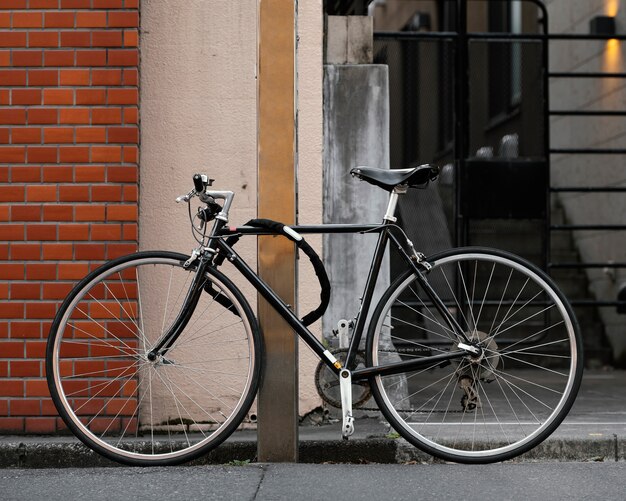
(211, 221, 471, 381)
(149, 187, 476, 384)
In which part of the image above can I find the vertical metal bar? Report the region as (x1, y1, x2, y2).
(257, 0, 298, 462)
(454, 0, 468, 248)
(541, 2, 551, 273)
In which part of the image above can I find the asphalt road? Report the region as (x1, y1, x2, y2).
(2, 462, 626, 500)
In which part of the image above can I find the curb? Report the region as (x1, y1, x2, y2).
(0, 436, 622, 468)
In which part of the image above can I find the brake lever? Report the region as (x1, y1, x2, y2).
(176, 190, 196, 203)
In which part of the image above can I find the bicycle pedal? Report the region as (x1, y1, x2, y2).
(342, 414, 355, 439)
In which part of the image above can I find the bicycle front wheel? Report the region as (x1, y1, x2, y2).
(46, 251, 261, 466)
(366, 248, 582, 463)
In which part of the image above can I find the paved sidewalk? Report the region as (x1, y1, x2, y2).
(0, 370, 624, 468)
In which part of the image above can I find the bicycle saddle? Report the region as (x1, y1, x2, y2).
(350, 164, 439, 192)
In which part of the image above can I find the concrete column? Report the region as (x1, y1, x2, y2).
(322, 64, 391, 350)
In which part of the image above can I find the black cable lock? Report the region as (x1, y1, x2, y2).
(212, 218, 331, 327)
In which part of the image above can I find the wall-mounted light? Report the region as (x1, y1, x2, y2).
(590, 15, 616, 36)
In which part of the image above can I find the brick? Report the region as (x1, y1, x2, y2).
(91, 185, 121, 202)
(93, 31, 123, 47)
(94, 0, 123, 7)
(0, 146, 26, 162)
(0, 50, 9, 66)
(43, 205, 73, 221)
(43, 165, 73, 182)
(58, 263, 88, 279)
(44, 50, 74, 67)
(10, 244, 40, 260)
(0, 109, 26, 125)
(60, 108, 89, 124)
(123, 30, 138, 48)
(9, 321, 41, 339)
(42, 243, 72, 260)
(58, 223, 89, 240)
(0, 418, 24, 432)
(25, 417, 56, 433)
(0, 282, 8, 299)
(45, 12, 75, 29)
(0, 12, 8, 28)
(108, 49, 138, 66)
(109, 11, 139, 28)
(76, 11, 107, 28)
(11, 284, 40, 300)
(108, 126, 137, 144)
(59, 69, 89, 85)
(122, 223, 137, 241)
(76, 88, 106, 105)
(12, 166, 42, 183)
(107, 166, 136, 182)
(107, 205, 137, 222)
(0, 89, 8, 104)
(26, 263, 56, 280)
(78, 127, 107, 143)
(0, 32, 27, 48)
(13, 12, 43, 28)
(25, 224, 57, 241)
(0, 361, 6, 377)
(10, 399, 41, 415)
(26, 185, 56, 202)
(30, 0, 59, 7)
(122, 68, 137, 86)
(44, 127, 74, 143)
(0, 263, 24, 280)
(0, 128, 8, 143)
(60, 31, 91, 48)
(92, 107, 121, 124)
(106, 243, 136, 259)
(28, 31, 59, 48)
(92, 68, 121, 85)
(0, 205, 7, 219)
(123, 146, 137, 163)
(28, 69, 58, 86)
(13, 50, 43, 67)
(12, 89, 42, 105)
(92, 145, 121, 162)
(76, 49, 106, 66)
(0, 70, 27, 86)
(10, 204, 41, 220)
(59, 146, 89, 163)
(58, 185, 89, 201)
(1, 381, 24, 397)
(43, 282, 73, 299)
(28, 108, 57, 124)
(92, 224, 121, 240)
(126, 0, 139, 6)
(0, 302, 24, 317)
(27, 146, 58, 163)
(75, 204, 105, 221)
(25, 342, 46, 359)
(12, 128, 42, 144)
(61, 0, 91, 7)
(0, 186, 25, 202)
(75, 243, 105, 260)
(43, 88, 73, 105)
(25, 302, 56, 319)
(75, 165, 104, 182)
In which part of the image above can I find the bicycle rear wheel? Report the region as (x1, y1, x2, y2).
(366, 247, 582, 463)
(46, 251, 261, 466)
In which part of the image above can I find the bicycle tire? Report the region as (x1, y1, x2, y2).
(366, 247, 583, 463)
(46, 251, 262, 466)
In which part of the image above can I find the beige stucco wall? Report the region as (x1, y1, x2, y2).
(140, 1, 323, 416)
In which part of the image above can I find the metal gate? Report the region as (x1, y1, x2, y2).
(372, 0, 626, 363)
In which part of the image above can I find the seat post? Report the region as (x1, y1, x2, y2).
(383, 184, 408, 222)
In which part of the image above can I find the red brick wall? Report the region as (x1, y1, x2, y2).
(0, 0, 139, 433)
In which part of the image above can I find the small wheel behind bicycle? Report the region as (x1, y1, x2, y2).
(366, 248, 583, 464)
(46, 251, 262, 466)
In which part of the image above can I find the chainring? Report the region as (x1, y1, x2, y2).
(314, 349, 372, 408)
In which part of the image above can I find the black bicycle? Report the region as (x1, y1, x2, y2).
(46, 166, 583, 466)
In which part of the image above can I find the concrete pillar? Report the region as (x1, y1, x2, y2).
(322, 64, 391, 350)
